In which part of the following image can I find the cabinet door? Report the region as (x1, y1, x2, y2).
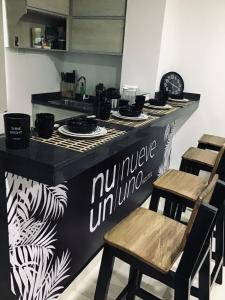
(71, 19, 124, 53)
(27, 0, 69, 15)
(72, 0, 126, 17)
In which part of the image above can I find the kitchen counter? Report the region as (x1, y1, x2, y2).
(0, 93, 200, 300)
(32, 92, 95, 114)
(3, 93, 199, 186)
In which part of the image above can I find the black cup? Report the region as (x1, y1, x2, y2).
(135, 95, 145, 110)
(35, 113, 55, 138)
(154, 91, 168, 106)
(99, 101, 112, 120)
(4, 113, 30, 149)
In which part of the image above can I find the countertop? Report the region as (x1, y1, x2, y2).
(0, 93, 200, 185)
(32, 92, 95, 113)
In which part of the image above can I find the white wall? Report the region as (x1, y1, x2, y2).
(1, 0, 64, 132)
(121, 0, 166, 94)
(0, 0, 7, 131)
(5, 49, 62, 115)
(62, 53, 122, 95)
(157, 0, 225, 168)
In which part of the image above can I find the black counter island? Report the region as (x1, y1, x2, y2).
(0, 94, 199, 300)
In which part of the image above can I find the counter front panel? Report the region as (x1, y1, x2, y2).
(7, 124, 174, 299)
(0, 96, 200, 299)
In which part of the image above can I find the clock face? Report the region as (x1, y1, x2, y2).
(160, 72, 184, 97)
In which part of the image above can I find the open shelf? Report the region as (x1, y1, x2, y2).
(7, 3, 68, 50)
(12, 46, 67, 53)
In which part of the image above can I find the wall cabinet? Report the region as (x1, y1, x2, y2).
(27, 0, 69, 16)
(6, 0, 126, 55)
(71, 19, 124, 54)
(70, 0, 126, 54)
(72, 0, 126, 17)
(6, 0, 68, 50)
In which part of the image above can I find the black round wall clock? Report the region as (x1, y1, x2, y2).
(160, 72, 184, 97)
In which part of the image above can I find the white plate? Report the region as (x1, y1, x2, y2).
(58, 125, 107, 138)
(111, 111, 149, 121)
(168, 98, 189, 103)
(144, 104, 172, 110)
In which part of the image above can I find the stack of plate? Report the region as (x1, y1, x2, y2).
(168, 98, 189, 103)
(111, 111, 149, 121)
(58, 125, 107, 138)
(144, 103, 172, 110)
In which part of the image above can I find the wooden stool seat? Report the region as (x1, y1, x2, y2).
(105, 207, 186, 273)
(153, 169, 208, 201)
(182, 147, 218, 167)
(199, 134, 225, 149)
(95, 187, 221, 300)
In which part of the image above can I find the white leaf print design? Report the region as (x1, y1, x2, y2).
(6, 173, 71, 300)
(158, 122, 176, 177)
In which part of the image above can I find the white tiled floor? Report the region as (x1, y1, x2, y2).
(59, 199, 225, 300)
(60, 255, 225, 300)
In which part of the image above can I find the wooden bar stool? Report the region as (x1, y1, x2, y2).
(167, 144, 225, 266)
(180, 144, 225, 178)
(129, 179, 225, 299)
(198, 134, 225, 151)
(149, 143, 225, 220)
(94, 198, 218, 299)
(152, 175, 224, 289)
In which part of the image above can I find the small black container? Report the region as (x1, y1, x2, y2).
(35, 113, 55, 138)
(150, 91, 168, 106)
(67, 117, 98, 133)
(99, 100, 112, 120)
(119, 105, 141, 117)
(4, 113, 30, 149)
(135, 95, 145, 110)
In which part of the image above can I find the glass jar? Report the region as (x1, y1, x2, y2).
(122, 85, 139, 105)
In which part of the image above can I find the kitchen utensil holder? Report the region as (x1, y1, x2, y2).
(61, 81, 76, 99)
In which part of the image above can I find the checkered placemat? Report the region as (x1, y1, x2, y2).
(31, 128, 126, 153)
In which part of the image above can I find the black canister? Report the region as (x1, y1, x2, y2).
(4, 113, 30, 149)
(99, 100, 112, 120)
(96, 83, 105, 98)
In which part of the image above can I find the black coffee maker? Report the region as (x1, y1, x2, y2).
(95, 83, 112, 120)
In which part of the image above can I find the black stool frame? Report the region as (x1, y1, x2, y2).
(198, 141, 221, 152)
(150, 180, 225, 284)
(179, 153, 225, 267)
(94, 203, 217, 300)
(180, 145, 225, 180)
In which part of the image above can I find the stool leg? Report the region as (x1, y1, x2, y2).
(179, 157, 187, 172)
(223, 203, 225, 266)
(198, 142, 206, 149)
(170, 201, 177, 219)
(174, 278, 191, 300)
(164, 200, 172, 217)
(216, 265, 223, 285)
(180, 159, 194, 175)
(175, 203, 183, 221)
(191, 167, 200, 176)
(163, 195, 176, 219)
(94, 246, 115, 300)
(127, 267, 142, 300)
(199, 249, 210, 300)
(149, 189, 160, 212)
(215, 213, 224, 284)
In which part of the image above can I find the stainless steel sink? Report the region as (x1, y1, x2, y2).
(49, 99, 77, 106)
(48, 99, 94, 113)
